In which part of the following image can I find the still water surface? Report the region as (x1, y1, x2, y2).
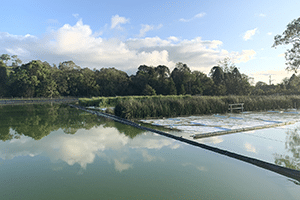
(0, 105, 299, 199)
(142, 112, 300, 170)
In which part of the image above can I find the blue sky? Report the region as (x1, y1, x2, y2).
(1, 0, 300, 84)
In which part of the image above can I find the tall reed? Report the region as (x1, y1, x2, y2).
(80, 95, 300, 119)
(114, 95, 300, 119)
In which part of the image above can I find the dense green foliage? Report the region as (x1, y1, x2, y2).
(1, 54, 300, 98)
(110, 95, 300, 119)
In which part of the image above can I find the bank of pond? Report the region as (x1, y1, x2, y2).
(79, 95, 300, 119)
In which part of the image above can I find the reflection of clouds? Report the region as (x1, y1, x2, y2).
(196, 166, 207, 171)
(52, 127, 129, 169)
(0, 126, 180, 171)
(182, 162, 207, 172)
(244, 142, 257, 153)
(198, 136, 224, 144)
(141, 150, 156, 162)
(130, 133, 181, 150)
(114, 158, 133, 172)
(139, 149, 165, 162)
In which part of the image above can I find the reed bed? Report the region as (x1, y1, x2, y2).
(79, 95, 192, 107)
(80, 95, 300, 119)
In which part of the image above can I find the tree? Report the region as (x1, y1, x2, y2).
(155, 65, 170, 79)
(210, 58, 251, 95)
(79, 68, 100, 97)
(0, 60, 8, 97)
(210, 66, 225, 85)
(171, 62, 193, 94)
(95, 67, 129, 96)
(9, 60, 59, 97)
(153, 65, 172, 95)
(190, 71, 214, 95)
(272, 17, 300, 73)
(209, 66, 226, 95)
(142, 84, 156, 96)
(0, 54, 11, 64)
(218, 57, 236, 73)
(130, 65, 158, 95)
(58, 60, 81, 71)
(11, 55, 22, 67)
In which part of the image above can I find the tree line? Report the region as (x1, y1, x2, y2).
(0, 54, 299, 98)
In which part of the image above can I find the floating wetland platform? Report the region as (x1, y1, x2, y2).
(191, 120, 297, 139)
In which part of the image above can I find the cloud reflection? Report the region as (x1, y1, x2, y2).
(0, 125, 180, 172)
(198, 136, 224, 144)
(244, 142, 257, 153)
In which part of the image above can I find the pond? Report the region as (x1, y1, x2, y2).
(0, 104, 299, 199)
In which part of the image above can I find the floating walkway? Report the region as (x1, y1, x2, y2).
(69, 104, 300, 184)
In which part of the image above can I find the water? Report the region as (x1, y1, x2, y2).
(0, 105, 299, 199)
(141, 111, 300, 170)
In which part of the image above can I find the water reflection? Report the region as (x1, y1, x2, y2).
(275, 126, 300, 170)
(0, 104, 145, 140)
(0, 105, 180, 171)
(244, 142, 257, 153)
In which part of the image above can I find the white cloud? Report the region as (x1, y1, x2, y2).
(267, 32, 272, 35)
(111, 14, 129, 29)
(168, 36, 179, 42)
(259, 13, 266, 17)
(232, 50, 256, 63)
(179, 12, 206, 22)
(6, 47, 29, 56)
(138, 24, 163, 37)
(0, 19, 256, 75)
(72, 13, 79, 19)
(243, 28, 258, 41)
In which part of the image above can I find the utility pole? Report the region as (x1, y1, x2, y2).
(269, 75, 274, 85)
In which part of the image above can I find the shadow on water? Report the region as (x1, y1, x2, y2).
(0, 104, 145, 141)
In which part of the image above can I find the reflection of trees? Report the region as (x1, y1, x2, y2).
(274, 126, 300, 170)
(0, 104, 103, 140)
(102, 118, 145, 138)
(0, 104, 148, 141)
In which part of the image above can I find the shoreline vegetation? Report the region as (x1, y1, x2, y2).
(79, 95, 300, 119)
(0, 97, 78, 105)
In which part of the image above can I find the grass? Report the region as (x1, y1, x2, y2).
(80, 95, 300, 119)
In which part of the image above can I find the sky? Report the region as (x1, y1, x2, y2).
(1, 0, 300, 84)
